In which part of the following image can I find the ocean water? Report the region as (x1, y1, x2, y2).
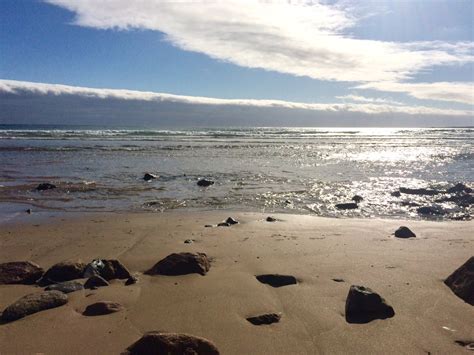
(0, 125, 472, 220)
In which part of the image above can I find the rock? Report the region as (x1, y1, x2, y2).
(124, 331, 220, 355)
(352, 195, 363, 203)
(145, 252, 210, 276)
(143, 173, 158, 181)
(447, 183, 472, 194)
(100, 259, 132, 280)
(391, 191, 401, 197)
(417, 205, 446, 216)
(42, 261, 86, 284)
(36, 183, 56, 191)
(332, 278, 345, 283)
(217, 222, 230, 227)
(266, 216, 277, 222)
(204, 224, 213, 228)
(246, 313, 281, 325)
(125, 275, 138, 285)
(400, 201, 421, 207)
(399, 187, 440, 196)
(1, 291, 68, 322)
(84, 275, 109, 289)
(184, 239, 194, 244)
(45, 280, 83, 294)
(436, 194, 474, 207)
(225, 217, 238, 225)
(335, 203, 358, 210)
(394, 226, 416, 239)
(444, 256, 474, 306)
(26, 208, 32, 214)
(345, 285, 395, 323)
(0, 261, 44, 284)
(83, 301, 124, 316)
(197, 179, 214, 187)
(256, 274, 297, 288)
(455, 340, 474, 351)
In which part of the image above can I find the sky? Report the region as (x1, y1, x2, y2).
(0, 0, 473, 127)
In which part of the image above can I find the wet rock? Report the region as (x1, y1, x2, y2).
(399, 187, 440, 196)
(84, 275, 109, 289)
(417, 205, 446, 216)
(100, 259, 132, 280)
(125, 275, 138, 285)
(225, 217, 239, 225)
(400, 201, 421, 207)
(435, 194, 474, 207)
(83, 301, 124, 316)
(444, 256, 474, 306)
(26, 208, 32, 214)
(394, 226, 416, 239)
(447, 183, 472, 194)
(266, 216, 277, 222)
(0, 261, 44, 284)
(145, 252, 210, 276)
(41, 261, 86, 284)
(247, 313, 281, 325)
(124, 331, 220, 355)
(197, 179, 214, 187)
(36, 183, 56, 191)
(45, 280, 83, 294)
(143, 173, 158, 181)
(1, 290, 68, 322)
(345, 285, 395, 323)
(391, 191, 401, 197)
(335, 203, 358, 210)
(352, 195, 364, 203)
(256, 274, 297, 288)
(217, 222, 230, 227)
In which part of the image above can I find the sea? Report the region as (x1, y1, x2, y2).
(0, 125, 472, 221)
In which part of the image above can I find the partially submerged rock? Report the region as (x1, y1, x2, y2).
(246, 313, 281, 325)
(394, 226, 416, 239)
(124, 331, 220, 355)
(399, 187, 440, 196)
(335, 203, 358, 210)
(197, 179, 214, 187)
(256, 274, 297, 288)
(417, 205, 446, 216)
(143, 173, 158, 181)
(145, 252, 210, 276)
(447, 183, 472, 194)
(436, 194, 474, 207)
(84, 275, 109, 289)
(1, 291, 68, 322)
(36, 183, 56, 191)
(391, 191, 401, 197)
(83, 301, 123, 316)
(444, 256, 474, 306)
(345, 285, 395, 323)
(0, 261, 44, 285)
(45, 280, 83, 294)
(352, 195, 364, 203)
(42, 261, 86, 284)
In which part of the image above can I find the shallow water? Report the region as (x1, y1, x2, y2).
(0, 126, 472, 220)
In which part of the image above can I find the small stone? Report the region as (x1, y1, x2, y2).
(145, 252, 210, 276)
(444, 256, 474, 306)
(225, 217, 239, 225)
(256, 274, 297, 288)
(266, 216, 277, 222)
(217, 222, 230, 227)
(391, 191, 401, 197)
(0, 261, 44, 285)
(124, 332, 220, 355)
(247, 313, 281, 325)
(41, 261, 86, 284)
(83, 301, 124, 316)
(332, 278, 345, 283)
(1, 291, 68, 322)
(345, 285, 395, 323)
(197, 179, 214, 187)
(184, 239, 194, 244)
(394, 226, 416, 239)
(204, 224, 213, 228)
(125, 276, 138, 285)
(26, 208, 32, 214)
(45, 280, 83, 294)
(335, 203, 358, 210)
(84, 275, 109, 289)
(352, 195, 363, 203)
(36, 183, 56, 191)
(143, 173, 158, 181)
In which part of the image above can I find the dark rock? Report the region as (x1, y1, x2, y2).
(266, 216, 277, 222)
(399, 187, 440, 196)
(394, 226, 416, 239)
(145, 252, 210, 276)
(197, 179, 214, 187)
(256, 274, 297, 288)
(345, 285, 395, 323)
(84, 275, 109, 289)
(444, 256, 474, 306)
(454, 340, 474, 351)
(124, 331, 220, 355)
(417, 205, 446, 216)
(1, 290, 68, 322)
(204, 224, 213, 228)
(125, 276, 138, 285)
(247, 313, 281, 325)
(184, 239, 194, 244)
(45, 280, 83, 294)
(332, 278, 345, 283)
(36, 183, 56, 191)
(225, 217, 238, 225)
(41, 261, 86, 284)
(352, 195, 363, 203)
(335, 203, 358, 210)
(26, 208, 32, 214)
(435, 194, 474, 207)
(400, 201, 421, 207)
(143, 173, 158, 181)
(0, 261, 44, 284)
(83, 301, 124, 316)
(217, 222, 230, 227)
(100, 259, 132, 280)
(447, 183, 472, 194)
(391, 191, 401, 197)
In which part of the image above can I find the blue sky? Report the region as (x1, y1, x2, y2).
(0, 0, 473, 126)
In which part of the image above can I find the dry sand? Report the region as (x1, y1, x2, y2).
(0, 211, 473, 354)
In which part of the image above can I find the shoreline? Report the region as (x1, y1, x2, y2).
(1, 211, 473, 354)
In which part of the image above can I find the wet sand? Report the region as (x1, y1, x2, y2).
(0, 211, 473, 354)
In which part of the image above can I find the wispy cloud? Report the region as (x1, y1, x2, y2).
(336, 94, 403, 106)
(1, 79, 471, 117)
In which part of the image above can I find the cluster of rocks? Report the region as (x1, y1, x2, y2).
(335, 195, 364, 210)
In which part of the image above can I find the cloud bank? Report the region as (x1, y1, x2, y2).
(44, 0, 474, 105)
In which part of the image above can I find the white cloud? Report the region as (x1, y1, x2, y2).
(336, 94, 403, 105)
(1, 79, 471, 117)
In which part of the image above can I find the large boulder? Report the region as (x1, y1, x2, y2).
(394, 226, 416, 239)
(83, 301, 123, 316)
(0, 261, 44, 284)
(246, 313, 281, 325)
(145, 253, 210, 276)
(124, 331, 220, 355)
(1, 291, 68, 322)
(256, 274, 297, 288)
(345, 285, 395, 323)
(45, 281, 83, 294)
(444, 257, 474, 306)
(42, 261, 86, 284)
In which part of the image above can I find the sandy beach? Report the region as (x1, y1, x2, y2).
(0, 211, 472, 354)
